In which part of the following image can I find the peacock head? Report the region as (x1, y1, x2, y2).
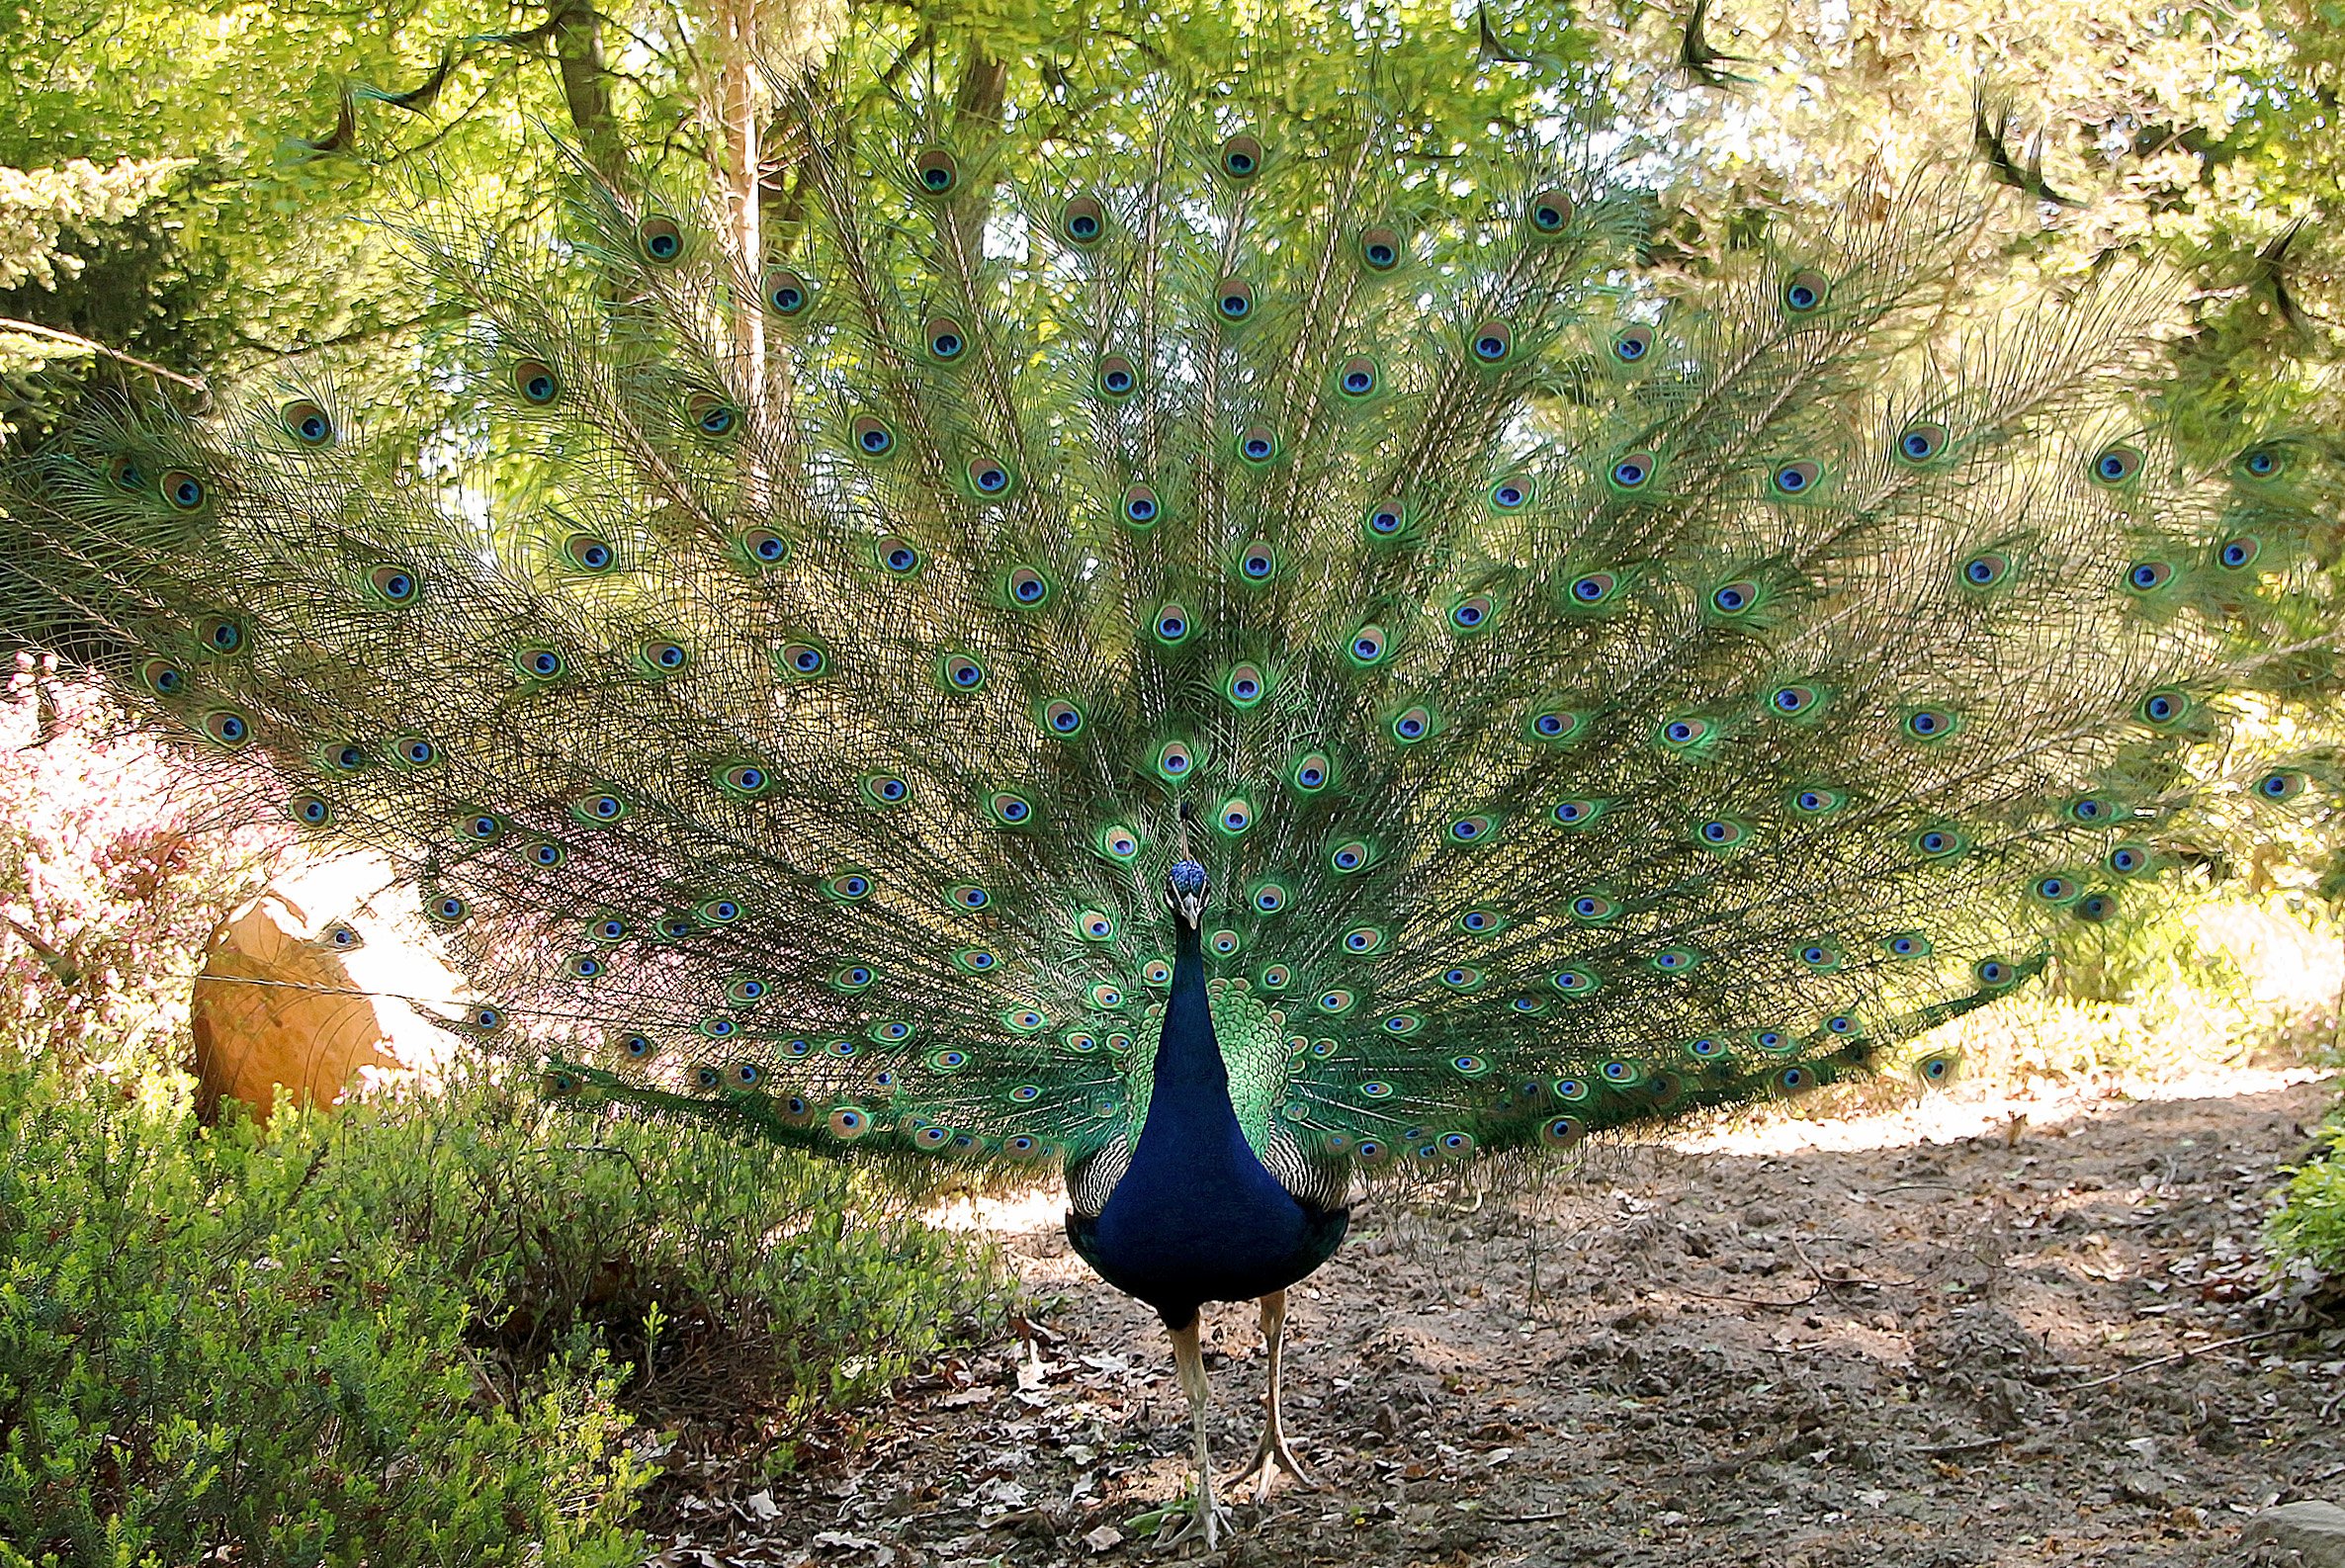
(1165, 859, 1211, 928)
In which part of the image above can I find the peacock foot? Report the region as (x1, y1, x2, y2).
(1226, 1422, 1315, 1502)
(1154, 1483, 1235, 1552)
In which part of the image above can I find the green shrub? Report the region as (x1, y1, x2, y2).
(0, 1059, 1001, 1568)
(2270, 1113, 2345, 1288)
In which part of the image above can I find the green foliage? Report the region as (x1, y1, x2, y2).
(2271, 1113, 2345, 1286)
(0, 1057, 1000, 1568)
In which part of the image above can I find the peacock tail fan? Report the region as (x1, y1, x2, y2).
(4, 53, 2336, 1188)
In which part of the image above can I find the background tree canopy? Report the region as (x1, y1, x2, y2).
(0, 0, 2332, 410)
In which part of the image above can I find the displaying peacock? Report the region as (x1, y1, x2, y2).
(4, 44, 2337, 1549)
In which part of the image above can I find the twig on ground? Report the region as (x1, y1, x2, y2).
(2061, 1328, 2302, 1391)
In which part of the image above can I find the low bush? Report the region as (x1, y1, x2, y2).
(0, 1059, 1001, 1568)
(2270, 1108, 2345, 1307)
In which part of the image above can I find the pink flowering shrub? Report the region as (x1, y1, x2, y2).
(0, 653, 290, 1074)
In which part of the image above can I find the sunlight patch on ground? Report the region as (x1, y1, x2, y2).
(931, 1187, 1067, 1233)
(1671, 1063, 2335, 1158)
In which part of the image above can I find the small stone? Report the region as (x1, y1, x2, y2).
(1083, 1524, 1124, 1553)
(2241, 1501, 2345, 1566)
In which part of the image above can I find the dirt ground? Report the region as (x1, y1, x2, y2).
(650, 1071, 2345, 1567)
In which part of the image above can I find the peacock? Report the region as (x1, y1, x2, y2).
(4, 42, 2337, 1550)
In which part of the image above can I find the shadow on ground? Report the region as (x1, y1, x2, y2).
(653, 1079, 2344, 1567)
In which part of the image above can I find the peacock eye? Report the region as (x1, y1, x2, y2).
(1219, 133, 1262, 181)
(1489, 477, 1530, 511)
(686, 391, 739, 439)
(924, 316, 967, 361)
(765, 269, 810, 315)
(999, 565, 1052, 608)
(512, 359, 561, 405)
(1961, 553, 2010, 588)
(1526, 188, 1575, 233)
(1358, 224, 1402, 271)
(912, 147, 959, 195)
(1609, 452, 1656, 489)
(1062, 195, 1106, 245)
(280, 399, 334, 446)
(851, 415, 896, 458)
(2090, 444, 2142, 485)
(367, 565, 420, 604)
(1896, 421, 1949, 462)
(161, 471, 206, 511)
(1121, 483, 1159, 525)
(1237, 425, 1276, 464)
(968, 457, 1013, 496)
(2125, 559, 2175, 593)
(1363, 499, 1405, 537)
(1771, 460, 1821, 495)
(565, 534, 616, 573)
(1216, 279, 1256, 322)
(637, 215, 684, 263)
(1467, 319, 1513, 365)
(1611, 326, 1653, 363)
(1097, 354, 1138, 398)
(1710, 579, 1760, 615)
(1336, 356, 1377, 399)
(1782, 269, 1828, 313)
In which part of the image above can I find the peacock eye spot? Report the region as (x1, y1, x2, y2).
(1898, 422, 1948, 461)
(2092, 444, 2143, 484)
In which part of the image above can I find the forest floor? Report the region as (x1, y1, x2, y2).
(646, 1067, 2345, 1568)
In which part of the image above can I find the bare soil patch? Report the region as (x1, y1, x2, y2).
(650, 1076, 2345, 1567)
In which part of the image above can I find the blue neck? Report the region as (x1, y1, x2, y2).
(1137, 919, 1246, 1153)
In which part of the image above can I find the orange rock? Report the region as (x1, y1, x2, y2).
(187, 858, 459, 1124)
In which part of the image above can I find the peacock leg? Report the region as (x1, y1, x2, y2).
(1227, 1288, 1315, 1500)
(1158, 1316, 1233, 1550)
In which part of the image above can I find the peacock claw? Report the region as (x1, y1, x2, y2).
(1155, 1491, 1235, 1552)
(1227, 1426, 1315, 1501)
